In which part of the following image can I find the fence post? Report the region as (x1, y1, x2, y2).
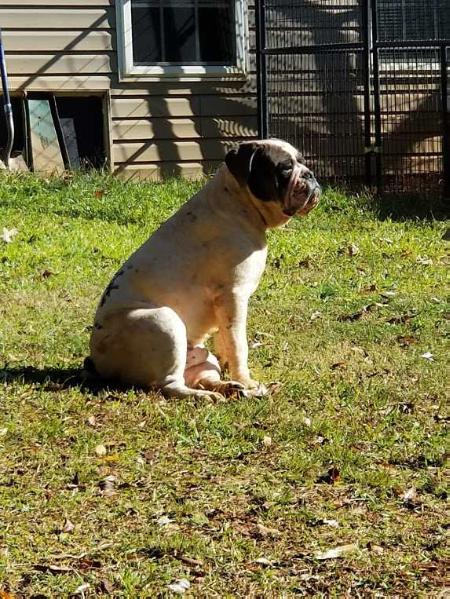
(370, 0, 383, 192)
(255, 0, 268, 139)
(441, 45, 450, 199)
(362, 0, 372, 186)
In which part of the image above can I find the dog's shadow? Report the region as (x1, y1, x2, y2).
(0, 365, 135, 396)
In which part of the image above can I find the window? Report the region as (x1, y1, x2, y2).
(376, 0, 449, 43)
(116, 0, 248, 80)
(376, 0, 450, 70)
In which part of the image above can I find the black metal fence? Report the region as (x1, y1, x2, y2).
(255, 0, 450, 197)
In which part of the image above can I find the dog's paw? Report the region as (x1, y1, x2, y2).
(215, 380, 245, 398)
(240, 380, 269, 398)
(196, 390, 225, 402)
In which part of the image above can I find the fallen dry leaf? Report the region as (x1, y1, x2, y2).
(315, 543, 358, 560)
(321, 518, 339, 528)
(311, 435, 328, 447)
(102, 454, 119, 463)
(99, 475, 116, 496)
(302, 416, 312, 427)
(167, 579, 190, 594)
(62, 519, 75, 533)
(253, 523, 281, 538)
(99, 580, 114, 594)
(331, 361, 347, 370)
(74, 583, 90, 595)
(1, 227, 18, 243)
(272, 257, 282, 269)
(250, 340, 263, 349)
(416, 256, 433, 265)
(347, 243, 360, 256)
(34, 563, 72, 574)
(397, 335, 417, 347)
(298, 257, 311, 267)
(95, 444, 107, 457)
(310, 310, 321, 321)
(157, 515, 173, 527)
(338, 304, 376, 322)
(421, 352, 434, 361)
(254, 557, 272, 566)
(351, 345, 368, 356)
(317, 466, 340, 485)
(262, 435, 272, 447)
(172, 552, 203, 569)
(266, 381, 282, 395)
(387, 313, 417, 324)
(402, 487, 419, 509)
(87, 415, 96, 426)
(362, 283, 377, 293)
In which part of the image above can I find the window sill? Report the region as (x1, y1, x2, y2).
(118, 67, 249, 84)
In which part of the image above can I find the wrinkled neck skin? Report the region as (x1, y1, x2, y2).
(284, 162, 306, 216)
(208, 165, 291, 232)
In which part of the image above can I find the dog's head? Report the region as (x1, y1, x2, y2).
(225, 139, 320, 224)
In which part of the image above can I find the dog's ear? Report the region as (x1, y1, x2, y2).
(225, 142, 259, 185)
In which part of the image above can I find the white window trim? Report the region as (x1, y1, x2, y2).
(116, 0, 248, 82)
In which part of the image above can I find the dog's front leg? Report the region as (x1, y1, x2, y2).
(214, 292, 259, 390)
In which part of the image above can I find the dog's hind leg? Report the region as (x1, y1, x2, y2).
(161, 346, 224, 400)
(91, 306, 223, 400)
(184, 346, 245, 398)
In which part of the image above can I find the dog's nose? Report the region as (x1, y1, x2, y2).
(303, 170, 319, 189)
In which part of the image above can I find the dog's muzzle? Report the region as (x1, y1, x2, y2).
(283, 165, 321, 217)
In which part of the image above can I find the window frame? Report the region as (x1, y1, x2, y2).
(116, 0, 248, 81)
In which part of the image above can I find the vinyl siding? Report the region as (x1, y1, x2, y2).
(4, 1, 258, 178)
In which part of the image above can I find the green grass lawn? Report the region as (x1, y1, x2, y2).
(0, 172, 448, 597)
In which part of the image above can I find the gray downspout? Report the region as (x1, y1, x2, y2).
(0, 28, 14, 169)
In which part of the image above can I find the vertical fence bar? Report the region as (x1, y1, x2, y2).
(255, 0, 268, 139)
(370, 0, 382, 192)
(362, 0, 372, 186)
(441, 44, 450, 199)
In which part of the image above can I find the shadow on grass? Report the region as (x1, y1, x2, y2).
(0, 365, 144, 396)
(370, 193, 449, 222)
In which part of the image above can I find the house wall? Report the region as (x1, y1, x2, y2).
(2, 0, 258, 178)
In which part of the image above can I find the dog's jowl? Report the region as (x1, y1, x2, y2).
(88, 139, 320, 399)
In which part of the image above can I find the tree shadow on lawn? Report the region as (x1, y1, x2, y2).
(370, 193, 450, 222)
(0, 365, 143, 397)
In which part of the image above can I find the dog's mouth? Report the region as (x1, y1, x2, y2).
(283, 165, 321, 217)
(298, 186, 321, 215)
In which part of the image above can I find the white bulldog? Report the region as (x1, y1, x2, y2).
(86, 139, 320, 399)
